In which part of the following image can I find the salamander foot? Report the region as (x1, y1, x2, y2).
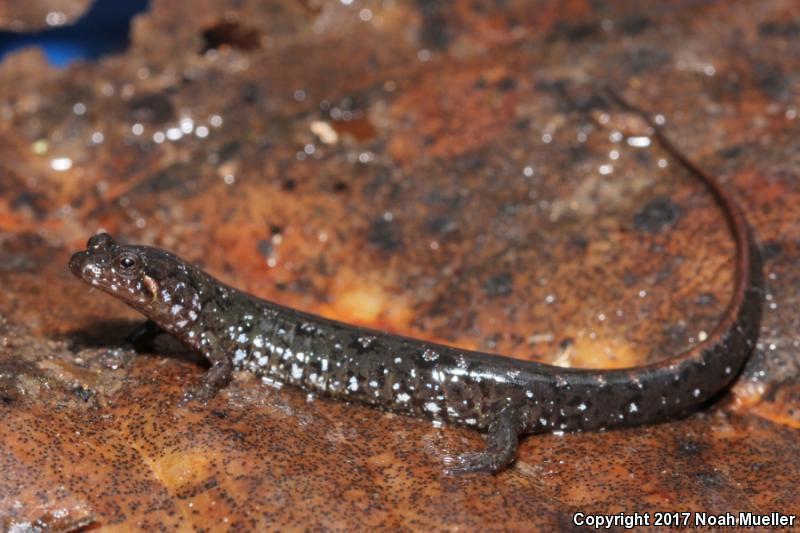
(444, 406, 519, 474)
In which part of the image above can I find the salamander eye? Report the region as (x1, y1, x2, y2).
(115, 252, 140, 274)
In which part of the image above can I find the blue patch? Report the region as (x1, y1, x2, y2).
(0, 0, 150, 67)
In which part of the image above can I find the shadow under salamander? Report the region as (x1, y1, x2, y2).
(61, 318, 206, 367)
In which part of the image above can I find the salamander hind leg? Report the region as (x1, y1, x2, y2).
(444, 406, 520, 475)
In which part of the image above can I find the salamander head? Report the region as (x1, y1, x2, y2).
(69, 233, 204, 331)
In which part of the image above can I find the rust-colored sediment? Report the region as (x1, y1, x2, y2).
(0, 0, 798, 530)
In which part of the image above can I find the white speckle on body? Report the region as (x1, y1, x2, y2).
(261, 376, 283, 389)
(422, 349, 439, 362)
(348, 376, 359, 392)
(424, 402, 441, 414)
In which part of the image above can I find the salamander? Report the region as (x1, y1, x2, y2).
(68, 95, 763, 474)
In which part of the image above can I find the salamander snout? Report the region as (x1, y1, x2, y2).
(69, 233, 118, 280)
(68, 251, 87, 277)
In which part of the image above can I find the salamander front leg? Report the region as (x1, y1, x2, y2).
(444, 406, 520, 474)
(125, 319, 163, 350)
(96, 320, 163, 371)
(185, 339, 233, 402)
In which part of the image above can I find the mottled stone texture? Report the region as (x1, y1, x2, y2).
(0, 0, 798, 530)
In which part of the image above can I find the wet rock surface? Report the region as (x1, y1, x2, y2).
(0, 0, 798, 530)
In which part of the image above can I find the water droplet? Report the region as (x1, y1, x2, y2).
(627, 136, 651, 148)
(50, 157, 73, 171)
(179, 118, 193, 134)
(31, 139, 48, 154)
(45, 11, 67, 26)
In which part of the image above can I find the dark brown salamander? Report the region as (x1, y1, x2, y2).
(68, 95, 763, 474)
